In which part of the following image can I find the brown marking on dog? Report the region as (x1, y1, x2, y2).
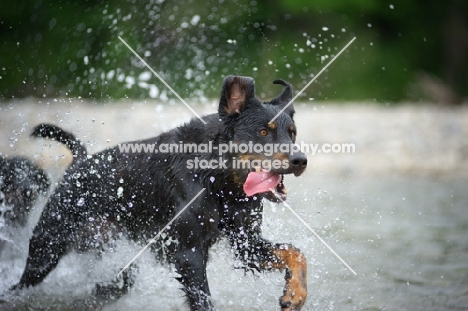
(236, 154, 267, 164)
(267, 122, 277, 130)
(263, 246, 307, 311)
(273, 153, 289, 162)
(231, 169, 245, 186)
(231, 154, 267, 184)
(236, 154, 257, 161)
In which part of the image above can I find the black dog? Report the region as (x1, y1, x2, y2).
(0, 156, 49, 229)
(15, 76, 308, 310)
(0, 155, 49, 259)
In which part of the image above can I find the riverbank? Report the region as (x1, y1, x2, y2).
(1, 100, 467, 178)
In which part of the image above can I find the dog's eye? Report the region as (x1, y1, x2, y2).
(259, 129, 268, 136)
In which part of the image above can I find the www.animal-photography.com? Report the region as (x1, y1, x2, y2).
(1, 1, 468, 310)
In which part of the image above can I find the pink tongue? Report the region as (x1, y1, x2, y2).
(243, 170, 281, 196)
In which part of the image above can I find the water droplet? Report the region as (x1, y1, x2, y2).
(139, 71, 151, 81)
(190, 15, 200, 26)
(149, 85, 159, 98)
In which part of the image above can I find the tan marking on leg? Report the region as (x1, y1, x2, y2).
(265, 246, 307, 311)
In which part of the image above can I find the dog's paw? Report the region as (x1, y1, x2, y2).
(93, 265, 138, 302)
(94, 281, 129, 301)
(278, 268, 307, 311)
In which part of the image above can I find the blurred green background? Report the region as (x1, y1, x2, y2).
(1, 0, 467, 103)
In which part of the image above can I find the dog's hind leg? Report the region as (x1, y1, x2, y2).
(15, 198, 82, 289)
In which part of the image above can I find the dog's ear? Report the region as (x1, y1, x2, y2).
(219, 76, 255, 117)
(270, 79, 295, 118)
(273, 79, 292, 103)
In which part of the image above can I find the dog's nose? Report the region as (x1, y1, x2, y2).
(289, 152, 307, 171)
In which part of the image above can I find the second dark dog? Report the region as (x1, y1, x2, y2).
(15, 76, 308, 310)
(0, 155, 50, 260)
(0, 156, 49, 228)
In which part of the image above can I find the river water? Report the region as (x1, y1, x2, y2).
(0, 101, 467, 310)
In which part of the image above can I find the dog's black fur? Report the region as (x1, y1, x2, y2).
(15, 76, 308, 310)
(31, 123, 87, 161)
(0, 156, 49, 228)
(0, 155, 50, 260)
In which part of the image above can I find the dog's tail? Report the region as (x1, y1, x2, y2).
(31, 123, 87, 160)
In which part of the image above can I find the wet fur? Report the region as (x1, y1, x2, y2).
(0, 156, 49, 228)
(0, 155, 49, 260)
(15, 76, 308, 310)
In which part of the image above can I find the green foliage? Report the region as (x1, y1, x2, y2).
(0, 0, 465, 102)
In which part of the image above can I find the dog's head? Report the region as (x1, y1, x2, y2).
(218, 76, 307, 202)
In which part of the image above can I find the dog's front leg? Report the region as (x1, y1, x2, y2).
(267, 243, 307, 311)
(229, 228, 307, 310)
(174, 247, 213, 311)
